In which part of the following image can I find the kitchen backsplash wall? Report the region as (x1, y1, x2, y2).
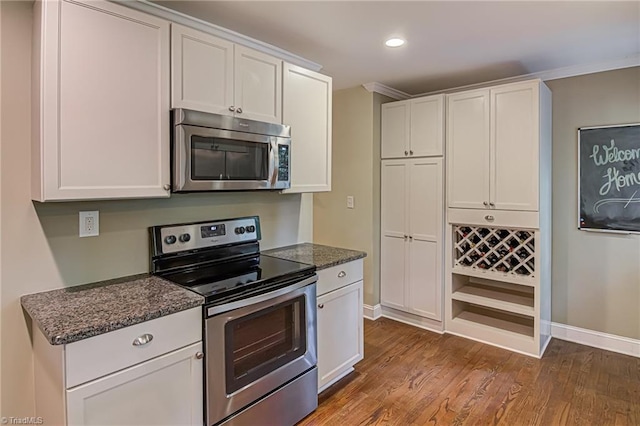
(0, 1, 312, 416)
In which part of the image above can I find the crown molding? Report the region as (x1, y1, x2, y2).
(113, 0, 323, 72)
(413, 53, 640, 97)
(362, 82, 410, 100)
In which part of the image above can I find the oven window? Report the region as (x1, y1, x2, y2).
(191, 136, 268, 180)
(225, 296, 306, 394)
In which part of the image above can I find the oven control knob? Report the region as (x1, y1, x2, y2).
(235, 226, 246, 235)
(179, 233, 191, 243)
(164, 235, 177, 245)
(246, 225, 256, 233)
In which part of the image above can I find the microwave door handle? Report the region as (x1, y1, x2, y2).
(269, 138, 277, 185)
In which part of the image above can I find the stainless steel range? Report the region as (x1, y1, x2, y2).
(150, 216, 318, 426)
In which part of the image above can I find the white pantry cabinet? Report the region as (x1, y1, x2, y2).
(381, 95, 445, 159)
(380, 158, 443, 322)
(32, 0, 171, 201)
(282, 63, 332, 193)
(447, 80, 545, 212)
(316, 260, 364, 392)
(445, 79, 552, 357)
(33, 308, 203, 426)
(171, 24, 282, 123)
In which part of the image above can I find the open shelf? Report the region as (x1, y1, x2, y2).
(451, 274, 534, 316)
(452, 301, 535, 339)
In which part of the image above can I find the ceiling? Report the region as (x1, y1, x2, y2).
(154, 1, 640, 95)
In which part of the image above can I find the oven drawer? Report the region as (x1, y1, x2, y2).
(65, 307, 201, 388)
(317, 259, 363, 297)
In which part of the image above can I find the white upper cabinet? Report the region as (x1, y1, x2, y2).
(382, 94, 444, 159)
(171, 25, 282, 123)
(491, 83, 540, 211)
(32, 0, 171, 201)
(171, 24, 234, 115)
(282, 64, 332, 193)
(447, 80, 544, 212)
(446, 89, 491, 210)
(234, 46, 282, 123)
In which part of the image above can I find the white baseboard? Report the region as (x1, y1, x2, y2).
(363, 304, 382, 320)
(551, 322, 640, 358)
(381, 306, 444, 334)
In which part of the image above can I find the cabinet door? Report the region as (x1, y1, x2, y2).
(317, 281, 363, 391)
(381, 160, 408, 310)
(408, 158, 443, 320)
(446, 89, 490, 209)
(35, 0, 170, 201)
(282, 64, 332, 193)
(67, 342, 203, 426)
(491, 82, 540, 211)
(234, 45, 282, 123)
(381, 101, 410, 159)
(410, 95, 445, 157)
(171, 24, 234, 115)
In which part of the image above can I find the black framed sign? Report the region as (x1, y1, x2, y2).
(578, 123, 640, 233)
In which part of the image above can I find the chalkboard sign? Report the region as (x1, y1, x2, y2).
(579, 123, 640, 233)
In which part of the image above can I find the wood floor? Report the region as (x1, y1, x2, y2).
(299, 317, 640, 426)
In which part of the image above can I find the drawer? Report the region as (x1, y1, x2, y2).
(448, 208, 539, 229)
(317, 259, 363, 296)
(65, 307, 201, 388)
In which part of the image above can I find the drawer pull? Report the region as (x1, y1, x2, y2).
(318, 303, 324, 309)
(337, 271, 346, 278)
(132, 333, 154, 347)
(195, 352, 204, 360)
(485, 215, 495, 221)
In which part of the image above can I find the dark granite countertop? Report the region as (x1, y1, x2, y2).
(263, 243, 366, 270)
(21, 274, 204, 345)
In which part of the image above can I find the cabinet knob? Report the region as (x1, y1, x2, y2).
(404, 235, 408, 240)
(132, 333, 153, 347)
(318, 303, 324, 309)
(489, 202, 495, 207)
(337, 271, 346, 278)
(195, 352, 204, 360)
(236, 107, 243, 114)
(163, 184, 171, 191)
(404, 151, 408, 156)
(409, 236, 413, 241)
(229, 106, 236, 112)
(483, 201, 489, 207)
(485, 215, 495, 221)
(410, 150, 414, 155)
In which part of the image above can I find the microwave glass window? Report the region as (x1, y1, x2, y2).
(191, 136, 268, 181)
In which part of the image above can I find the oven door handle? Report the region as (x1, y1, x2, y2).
(206, 274, 317, 316)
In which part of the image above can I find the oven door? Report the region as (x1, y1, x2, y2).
(205, 276, 317, 426)
(173, 124, 290, 192)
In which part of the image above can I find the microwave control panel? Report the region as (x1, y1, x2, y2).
(278, 145, 289, 181)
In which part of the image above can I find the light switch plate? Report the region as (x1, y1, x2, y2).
(347, 196, 355, 209)
(79, 211, 99, 237)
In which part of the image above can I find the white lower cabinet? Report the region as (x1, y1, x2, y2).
(67, 342, 203, 426)
(380, 158, 444, 325)
(316, 260, 364, 392)
(33, 308, 203, 426)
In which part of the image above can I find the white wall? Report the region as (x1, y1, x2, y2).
(546, 67, 640, 340)
(0, 1, 312, 415)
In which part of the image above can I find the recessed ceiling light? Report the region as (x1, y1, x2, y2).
(385, 38, 405, 48)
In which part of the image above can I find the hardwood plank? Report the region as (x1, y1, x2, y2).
(298, 317, 640, 426)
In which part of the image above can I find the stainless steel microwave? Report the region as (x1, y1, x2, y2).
(171, 109, 291, 192)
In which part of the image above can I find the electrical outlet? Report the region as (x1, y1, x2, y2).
(347, 196, 355, 209)
(79, 211, 99, 237)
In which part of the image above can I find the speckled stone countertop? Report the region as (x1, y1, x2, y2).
(21, 274, 204, 345)
(263, 243, 366, 270)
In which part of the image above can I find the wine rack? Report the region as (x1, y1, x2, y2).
(453, 225, 535, 277)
